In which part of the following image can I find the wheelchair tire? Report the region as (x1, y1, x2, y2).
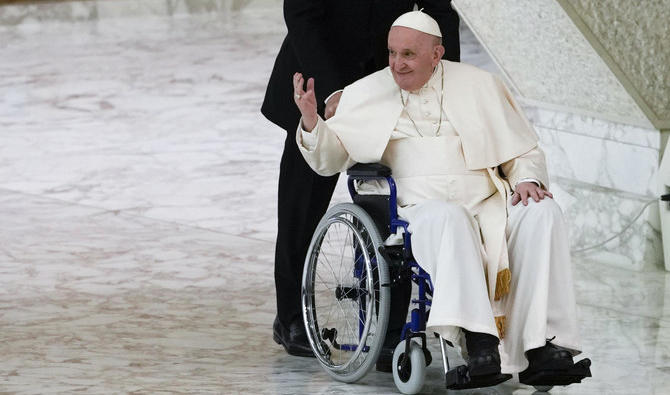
(392, 340, 426, 395)
(302, 203, 391, 383)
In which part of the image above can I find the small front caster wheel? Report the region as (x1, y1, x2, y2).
(534, 385, 553, 392)
(392, 340, 426, 394)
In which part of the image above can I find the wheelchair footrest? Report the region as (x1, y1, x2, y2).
(519, 358, 592, 386)
(445, 365, 512, 390)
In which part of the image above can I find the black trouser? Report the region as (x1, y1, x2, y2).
(274, 133, 339, 327)
(274, 133, 412, 341)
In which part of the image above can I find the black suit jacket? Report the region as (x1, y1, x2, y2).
(261, 0, 460, 131)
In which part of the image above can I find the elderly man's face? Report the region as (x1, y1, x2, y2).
(388, 26, 444, 92)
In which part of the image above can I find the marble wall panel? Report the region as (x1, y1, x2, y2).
(562, 0, 670, 128)
(458, 19, 500, 75)
(551, 177, 663, 270)
(525, 106, 660, 150)
(519, 103, 661, 197)
(529, 105, 663, 269)
(537, 124, 659, 196)
(452, 0, 650, 127)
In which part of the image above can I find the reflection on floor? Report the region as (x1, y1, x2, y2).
(0, 3, 669, 394)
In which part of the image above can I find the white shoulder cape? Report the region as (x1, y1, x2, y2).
(325, 60, 539, 170)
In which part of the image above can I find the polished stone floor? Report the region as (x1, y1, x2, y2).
(1, 3, 669, 394)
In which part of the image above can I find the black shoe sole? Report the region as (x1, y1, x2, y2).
(519, 358, 592, 386)
(446, 365, 512, 390)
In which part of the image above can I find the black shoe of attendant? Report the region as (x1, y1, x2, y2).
(273, 316, 315, 358)
(464, 330, 502, 377)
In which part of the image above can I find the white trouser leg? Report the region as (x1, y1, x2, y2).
(400, 200, 498, 345)
(501, 198, 582, 372)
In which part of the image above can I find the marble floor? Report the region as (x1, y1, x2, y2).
(1, 2, 669, 394)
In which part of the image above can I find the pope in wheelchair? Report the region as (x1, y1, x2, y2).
(292, 10, 591, 393)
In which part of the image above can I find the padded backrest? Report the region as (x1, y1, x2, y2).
(352, 193, 391, 240)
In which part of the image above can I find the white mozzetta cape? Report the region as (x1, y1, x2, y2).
(310, 60, 540, 173)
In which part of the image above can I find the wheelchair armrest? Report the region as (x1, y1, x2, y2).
(347, 163, 391, 178)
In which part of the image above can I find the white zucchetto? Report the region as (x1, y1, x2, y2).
(391, 10, 442, 38)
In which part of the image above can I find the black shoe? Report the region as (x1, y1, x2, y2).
(273, 316, 314, 358)
(523, 341, 574, 373)
(519, 340, 590, 386)
(464, 330, 501, 377)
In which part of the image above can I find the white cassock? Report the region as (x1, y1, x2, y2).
(297, 60, 582, 373)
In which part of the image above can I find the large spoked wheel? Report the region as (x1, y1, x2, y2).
(392, 340, 426, 394)
(302, 203, 391, 383)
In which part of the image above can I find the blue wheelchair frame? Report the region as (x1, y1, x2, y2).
(346, 170, 434, 348)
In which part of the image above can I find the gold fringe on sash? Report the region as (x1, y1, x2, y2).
(494, 268, 511, 301)
(495, 315, 506, 339)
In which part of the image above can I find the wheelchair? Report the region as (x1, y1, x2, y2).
(301, 163, 590, 394)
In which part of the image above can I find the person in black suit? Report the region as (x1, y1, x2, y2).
(261, 0, 460, 367)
